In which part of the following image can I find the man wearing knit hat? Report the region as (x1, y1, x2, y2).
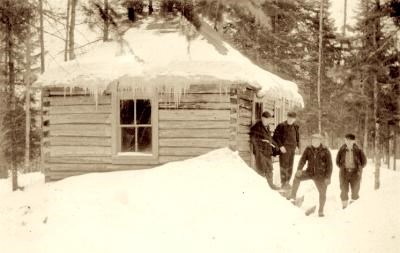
(336, 133, 367, 209)
(250, 111, 279, 190)
(273, 111, 300, 189)
(288, 133, 332, 217)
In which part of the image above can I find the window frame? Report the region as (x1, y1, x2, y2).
(111, 84, 159, 164)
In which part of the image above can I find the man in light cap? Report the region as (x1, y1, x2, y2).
(250, 111, 279, 190)
(336, 133, 367, 209)
(273, 111, 300, 189)
(288, 133, 332, 217)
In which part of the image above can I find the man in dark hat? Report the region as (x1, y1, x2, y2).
(273, 111, 300, 189)
(250, 111, 279, 190)
(288, 133, 332, 217)
(336, 133, 367, 209)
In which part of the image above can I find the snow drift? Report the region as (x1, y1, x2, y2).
(1, 148, 399, 253)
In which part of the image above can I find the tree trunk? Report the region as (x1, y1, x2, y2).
(39, 0, 45, 73)
(386, 124, 391, 169)
(373, 75, 380, 190)
(343, 0, 347, 36)
(394, 127, 397, 171)
(64, 0, 71, 61)
(317, 0, 324, 134)
(214, 0, 221, 30)
(25, 27, 32, 174)
(149, 0, 153, 15)
(103, 0, 109, 41)
(6, 22, 18, 191)
(69, 0, 77, 60)
(373, 0, 381, 190)
(363, 106, 369, 155)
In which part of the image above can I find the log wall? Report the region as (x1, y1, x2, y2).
(158, 85, 231, 163)
(43, 89, 152, 181)
(43, 84, 256, 181)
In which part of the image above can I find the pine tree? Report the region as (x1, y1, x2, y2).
(0, 0, 38, 190)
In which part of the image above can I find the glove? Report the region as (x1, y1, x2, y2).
(280, 146, 287, 153)
(295, 170, 303, 178)
(324, 178, 331, 186)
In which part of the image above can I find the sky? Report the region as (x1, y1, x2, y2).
(330, 0, 360, 32)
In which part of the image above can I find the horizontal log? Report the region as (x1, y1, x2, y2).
(159, 129, 230, 138)
(45, 163, 151, 172)
(239, 117, 252, 126)
(159, 147, 216, 156)
(48, 136, 111, 146)
(159, 156, 192, 163)
(159, 102, 230, 110)
(238, 98, 252, 106)
(238, 125, 250, 134)
(183, 84, 230, 94)
(159, 93, 230, 103)
(46, 87, 111, 96)
(159, 109, 230, 121)
(49, 146, 112, 157)
(49, 105, 111, 114)
(239, 107, 252, 117)
(159, 120, 229, 129)
(45, 171, 87, 181)
(46, 95, 111, 106)
(159, 138, 229, 148)
(47, 113, 111, 124)
(237, 134, 250, 142)
(47, 156, 112, 164)
(49, 124, 111, 137)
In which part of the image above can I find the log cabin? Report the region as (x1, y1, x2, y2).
(37, 17, 303, 181)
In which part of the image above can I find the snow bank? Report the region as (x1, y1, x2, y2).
(37, 8, 303, 105)
(1, 149, 304, 253)
(1, 149, 399, 253)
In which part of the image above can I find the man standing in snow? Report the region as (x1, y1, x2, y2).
(288, 134, 332, 217)
(336, 133, 367, 209)
(250, 111, 279, 190)
(273, 111, 300, 189)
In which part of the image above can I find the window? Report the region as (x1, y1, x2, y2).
(119, 99, 152, 154)
(112, 88, 158, 163)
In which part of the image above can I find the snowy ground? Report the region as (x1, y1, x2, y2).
(1, 149, 399, 253)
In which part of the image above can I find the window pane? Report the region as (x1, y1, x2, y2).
(138, 127, 152, 153)
(136, 99, 151, 124)
(120, 100, 135, 125)
(121, 127, 136, 152)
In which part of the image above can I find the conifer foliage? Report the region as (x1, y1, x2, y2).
(0, 0, 40, 190)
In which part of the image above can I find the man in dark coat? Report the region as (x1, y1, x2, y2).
(336, 133, 367, 209)
(250, 111, 279, 190)
(288, 134, 332, 217)
(273, 111, 300, 189)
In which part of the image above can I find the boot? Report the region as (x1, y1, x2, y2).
(266, 176, 280, 191)
(342, 200, 348, 209)
(318, 211, 325, 217)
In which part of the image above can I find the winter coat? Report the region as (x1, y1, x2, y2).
(272, 121, 300, 149)
(297, 145, 333, 179)
(336, 144, 367, 171)
(250, 121, 277, 157)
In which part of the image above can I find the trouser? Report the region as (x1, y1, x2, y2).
(255, 152, 276, 189)
(279, 147, 296, 185)
(290, 171, 328, 213)
(340, 168, 362, 201)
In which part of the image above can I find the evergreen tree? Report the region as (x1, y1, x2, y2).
(0, 0, 39, 190)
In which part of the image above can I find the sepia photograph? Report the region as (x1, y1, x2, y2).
(0, 0, 399, 252)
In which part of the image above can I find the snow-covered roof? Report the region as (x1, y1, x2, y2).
(37, 16, 303, 105)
